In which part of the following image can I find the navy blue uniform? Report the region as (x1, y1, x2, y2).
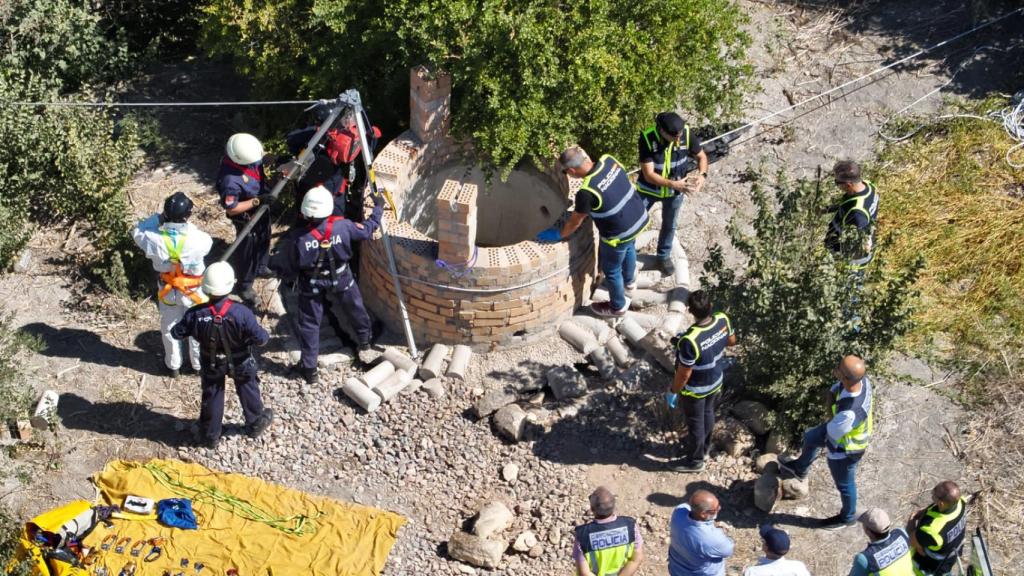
(674, 312, 734, 465)
(286, 126, 347, 214)
(277, 204, 382, 370)
(171, 297, 269, 443)
(216, 158, 271, 291)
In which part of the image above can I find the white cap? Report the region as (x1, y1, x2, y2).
(225, 133, 263, 165)
(202, 262, 236, 297)
(301, 186, 334, 219)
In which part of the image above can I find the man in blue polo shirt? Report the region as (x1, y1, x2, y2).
(668, 490, 734, 576)
(666, 290, 737, 472)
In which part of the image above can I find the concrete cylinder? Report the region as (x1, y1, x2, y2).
(572, 315, 612, 343)
(661, 312, 684, 335)
(635, 271, 662, 289)
(375, 370, 415, 402)
(635, 229, 659, 252)
(558, 322, 599, 355)
(626, 312, 660, 331)
(668, 287, 688, 313)
(616, 317, 648, 347)
(605, 336, 632, 368)
(628, 289, 667, 310)
(30, 390, 59, 430)
(588, 347, 616, 379)
(359, 361, 396, 388)
(382, 348, 418, 374)
(674, 258, 690, 287)
(419, 343, 450, 380)
(404, 379, 424, 395)
(447, 345, 473, 380)
(343, 377, 381, 413)
(422, 378, 446, 399)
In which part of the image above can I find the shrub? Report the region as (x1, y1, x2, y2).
(701, 171, 922, 434)
(0, 313, 39, 424)
(200, 0, 752, 171)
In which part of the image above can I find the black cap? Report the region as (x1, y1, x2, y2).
(656, 112, 686, 136)
(162, 192, 193, 223)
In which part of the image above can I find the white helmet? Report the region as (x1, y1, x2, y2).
(202, 262, 236, 297)
(225, 133, 263, 165)
(301, 186, 334, 219)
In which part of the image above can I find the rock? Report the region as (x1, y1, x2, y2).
(13, 250, 32, 274)
(754, 453, 778, 474)
(473, 389, 517, 419)
(493, 404, 527, 442)
(512, 531, 538, 552)
(754, 472, 781, 512)
(502, 463, 520, 484)
(473, 501, 514, 539)
(637, 327, 675, 373)
(545, 366, 587, 400)
(528, 543, 544, 558)
(781, 476, 810, 500)
(711, 416, 756, 457)
(765, 430, 788, 455)
(547, 529, 561, 546)
(731, 400, 771, 435)
(447, 531, 505, 569)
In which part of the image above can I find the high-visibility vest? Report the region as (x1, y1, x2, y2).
(157, 230, 205, 305)
(913, 498, 967, 573)
(863, 529, 915, 576)
(675, 312, 732, 398)
(580, 155, 649, 247)
(636, 125, 694, 198)
(828, 378, 873, 455)
(827, 181, 879, 269)
(574, 516, 637, 576)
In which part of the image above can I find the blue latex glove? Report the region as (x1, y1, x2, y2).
(535, 228, 562, 243)
(665, 392, 679, 409)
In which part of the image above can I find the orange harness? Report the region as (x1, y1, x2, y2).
(157, 230, 205, 305)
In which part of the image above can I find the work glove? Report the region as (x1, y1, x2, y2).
(252, 193, 276, 207)
(664, 392, 679, 409)
(372, 191, 385, 207)
(535, 228, 562, 243)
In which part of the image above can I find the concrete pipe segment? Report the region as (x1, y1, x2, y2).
(360, 66, 597, 351)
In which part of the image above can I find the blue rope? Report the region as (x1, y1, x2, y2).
(435, 246, 478, 279)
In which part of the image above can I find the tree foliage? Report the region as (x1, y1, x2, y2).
(701, 171, 922, 434)
(200, 0, 751, 170)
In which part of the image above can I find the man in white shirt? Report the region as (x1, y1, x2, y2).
(132, 192, 213, 377)
(743, 525, 810, 576)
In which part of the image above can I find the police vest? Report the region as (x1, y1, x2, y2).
(863, 529, 915, 576)
(827, 181, 879, 268)
(574, 516, 637, 576)
(580, 155, 649, 246)
(302, 216, 353, 294)
(676, 313, 732, 398)
(913, 498, 967, 572)
(828, 378, 873, 455)
(637, 125, 695, 198)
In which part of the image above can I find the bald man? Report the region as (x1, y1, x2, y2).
(572, 486, 644, 576)
(908, 481, 968, 575)
(779, 355, 873, 529)
(668, 490, 734, 576)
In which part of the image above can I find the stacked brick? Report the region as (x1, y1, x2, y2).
(362, 65, 597, 350)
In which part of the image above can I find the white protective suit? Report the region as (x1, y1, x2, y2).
(132, 214, 213, 371)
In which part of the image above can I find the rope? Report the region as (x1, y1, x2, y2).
(134, 462, 323, 537)
(0, 99, 319, 107)
(434, 246, 479, 279)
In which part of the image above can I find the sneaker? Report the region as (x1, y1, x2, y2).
(659, 258, 676, 276)
(666, 458, 705, 473)
(246, 409, 274, 438)
(777, 460, 808, 481)
(591, 301, 627, 318)
(819, 514, 857, 531)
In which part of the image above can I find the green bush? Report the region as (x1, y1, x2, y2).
(200, 0, 751, 171)
(0, 313, 39, 424)
(701, 171, 922, 434)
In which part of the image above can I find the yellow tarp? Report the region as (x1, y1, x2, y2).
(84, 459, 405, 576)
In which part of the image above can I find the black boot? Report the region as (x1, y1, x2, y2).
(246, 408, 274, 438)
(299, 366, 319, 384)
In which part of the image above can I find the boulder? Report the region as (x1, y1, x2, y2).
(754, 453, 779, 474)
(637, 328, 675, 373)
(781, 476, 810, 500)
(448, 531, 505, 569)
(473, 501, 514, 539)
(765, 430, 789, 455)
(528, 544, 544, 558)
(754, 472, 781, 512)
(502, 463, 520, 484)
(731, 400, 771, 435)
(512, 531, 538, 553)
(493, 404, 527, 442)
(474, 389, 517, 419)
(546, 366, 587, 400)
(711, 416, 756, 457)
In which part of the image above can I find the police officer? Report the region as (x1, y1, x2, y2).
(908, 481, 968, 575)
(825, 160, 879, 270)
(666, 290, 737, 473)
(217, 133, 276, 304)
(171, 262, 273, 450)
(277, 186, 382, 384)
(132, 192, 213, 378)
(572, 486, 645, 576)
(538, 146, 649, 317)
(636, 112, 708, 276)
(850, 508, 915, 576)
(779, 355, 873, 530)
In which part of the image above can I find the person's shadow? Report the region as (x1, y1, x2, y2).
(22, 322, 164, 375)
(58, 393, 193, 447)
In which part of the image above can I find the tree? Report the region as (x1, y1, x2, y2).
(200, 0, 751, 170)
(701, 171, 922, 435)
